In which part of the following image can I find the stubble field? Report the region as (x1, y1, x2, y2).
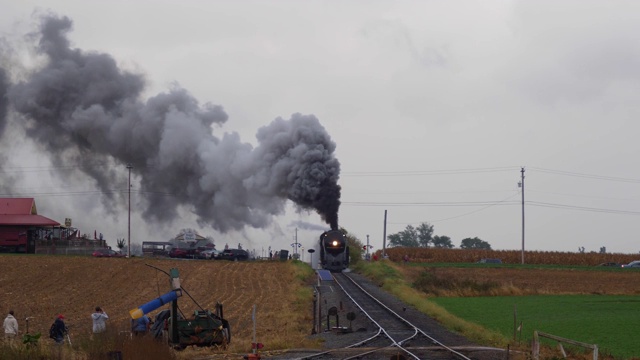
(0, 255, 316, 359)
(400, 266, 640, 296)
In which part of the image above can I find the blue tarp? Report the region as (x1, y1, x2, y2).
(317, 269, 333, 281)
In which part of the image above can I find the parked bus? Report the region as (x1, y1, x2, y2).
(142, 241, 171, 257)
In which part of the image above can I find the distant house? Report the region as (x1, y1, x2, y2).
(169, 231, 215, 251)
(0, 198, 59, 253)
(173, 231, 207, 244)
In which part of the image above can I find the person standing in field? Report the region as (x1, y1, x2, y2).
(91, 307, 109, 335)
(131, 314, 151, 336)
(3, 310, 18, 343)
(50, 314, 68, 360)
(50, 314, 68, 345)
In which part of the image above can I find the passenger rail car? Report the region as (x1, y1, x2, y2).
(319, 230, 349, 272)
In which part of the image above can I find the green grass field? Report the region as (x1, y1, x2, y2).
(432, 294, 640, 359)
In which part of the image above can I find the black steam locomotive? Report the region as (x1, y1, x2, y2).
(319, 229, 349, 272)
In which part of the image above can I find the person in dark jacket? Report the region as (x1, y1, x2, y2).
(131, 314, 151, 336)
(51, 314, 68, 345)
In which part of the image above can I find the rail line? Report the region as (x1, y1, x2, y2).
(296, 272, 482, 360)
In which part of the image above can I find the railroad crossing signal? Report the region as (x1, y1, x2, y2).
(291, 243, 302, 248)
(362, 245, 373, 250)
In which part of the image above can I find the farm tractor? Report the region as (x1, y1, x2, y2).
(129, 266, 230, 350)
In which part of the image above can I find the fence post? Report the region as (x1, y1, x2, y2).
(532, 331, 539, 360)
(534, 330, 598, 360)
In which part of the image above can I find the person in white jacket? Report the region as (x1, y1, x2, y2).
(3, 310, 19, 343)
(91, 307, 109, 334)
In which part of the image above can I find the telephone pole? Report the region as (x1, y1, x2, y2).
(294, 228, 298, 257)
(127, 163, 133, 258)
(366, 234, 370, 260)
(382, 210, 387, 258)
(519, 167, 525, 264)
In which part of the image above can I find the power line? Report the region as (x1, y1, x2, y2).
(342, 200, 520, 207)
(528, 188, 640, 202)
(0, 189, 177, 198)
(0, 163, 161, 174)
(529, 167, 640, 183)
(0, 165, 88, 173)
(342, 166, 520, 177)
(346, 189, 514, 195)
(431, 192, 521, 222)
(528, 201, 640, 215)
(386, 192, 521, 225)
(0, 164, 112, 173)
(0, 190, 122, 197)
(348, 199, 640, 215)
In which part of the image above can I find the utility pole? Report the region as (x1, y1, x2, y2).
(294, 228, 298, 257)
(366, 234, 370, 260)
(382, 210, 387, 258)
(127, 163, 133, 258)
(519, 167, 525, 264)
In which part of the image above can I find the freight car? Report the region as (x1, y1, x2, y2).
(319, 229, 349, 272)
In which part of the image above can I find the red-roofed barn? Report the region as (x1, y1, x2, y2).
(0, 198, 59, 253)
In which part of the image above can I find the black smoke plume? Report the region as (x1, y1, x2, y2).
(2, 14, 340, 232)
(0, 67, 7, 135)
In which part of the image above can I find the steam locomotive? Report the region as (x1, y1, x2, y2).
(319, 229, 349, 272)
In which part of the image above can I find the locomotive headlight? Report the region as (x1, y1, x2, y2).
(332, 240, 338, 247)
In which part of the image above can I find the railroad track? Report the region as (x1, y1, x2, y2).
(295, 272, 502, 360)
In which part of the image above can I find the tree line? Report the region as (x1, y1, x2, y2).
(387, 222, 492, 249)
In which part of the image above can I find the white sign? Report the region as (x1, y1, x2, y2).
(184, 231, 196, 242)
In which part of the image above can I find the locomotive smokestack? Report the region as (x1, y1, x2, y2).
(2, 13, 341, 232)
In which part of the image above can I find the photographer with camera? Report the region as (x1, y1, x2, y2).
(91, 306, 109, 335)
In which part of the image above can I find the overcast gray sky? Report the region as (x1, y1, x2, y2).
(2, 0, 640, 255)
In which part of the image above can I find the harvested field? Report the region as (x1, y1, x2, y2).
(0, 255, 317, 359)
(399, 265, 640, 296)
(384, 247, 640, 266)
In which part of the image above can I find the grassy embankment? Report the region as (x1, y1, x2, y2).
(354, 259, 640, 359)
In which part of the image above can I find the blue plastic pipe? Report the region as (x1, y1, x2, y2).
(129, 289, 181, 319)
